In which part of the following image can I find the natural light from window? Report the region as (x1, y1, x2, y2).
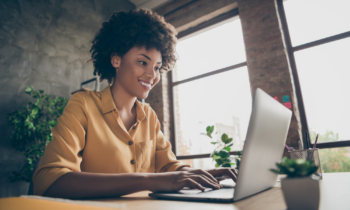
(284, 0, 350, 46)
(174, 18, 251, 159)
(284, 0, 350, 142)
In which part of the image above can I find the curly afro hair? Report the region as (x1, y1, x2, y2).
(90, 9, 178, 84)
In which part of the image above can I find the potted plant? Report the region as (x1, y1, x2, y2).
(205, 125, 242, 169)
(270, 157, 320, 210)
(6, 86, 67, 184)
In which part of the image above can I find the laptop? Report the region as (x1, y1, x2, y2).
(149, 88, 292, 202)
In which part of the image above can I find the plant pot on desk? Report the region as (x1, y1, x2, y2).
(281, 177, 320, 210)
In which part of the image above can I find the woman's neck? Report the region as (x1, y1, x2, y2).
(110, 82, 136, 114)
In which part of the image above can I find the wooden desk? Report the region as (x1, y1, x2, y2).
(96, 173, 350, 210)
(1, 173, 349, 210)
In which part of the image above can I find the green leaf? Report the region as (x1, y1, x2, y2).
(225, 138, 233, 144)
(219, 150, 229, 159)
(224, 146, 231, 152)
(209, 126, 214, 133)
(222, 158, 231, 163)
(221, 162, 231, 167)
(25, 86, 34, 94)
(206, 126, 211, 132)
(215, 158, 224, 166)
(236, 158, 241, 170)
(27, 158, 33, 165)
(210, 142, 218, 145)
(227, 143, 233, 147)
(31, 108, 38, 116)
(270, 169, 280, 174)
(221, 133, 228, 143)
(28, 122, 35, 130)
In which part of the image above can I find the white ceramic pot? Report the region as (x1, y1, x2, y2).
(281, 177, 320, 210)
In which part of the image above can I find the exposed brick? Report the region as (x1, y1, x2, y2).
(238, 0, 302, 151)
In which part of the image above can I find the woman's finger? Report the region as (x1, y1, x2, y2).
(180, 178, 205, 191)
(192, 175, 222, 189)
(200, 174, 222, 187)
(231, 168, 239, 176)
(225, 168, 238, 182)
(192, 169, 219, 183)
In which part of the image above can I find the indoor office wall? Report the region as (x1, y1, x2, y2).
(0, 0, 135, 197)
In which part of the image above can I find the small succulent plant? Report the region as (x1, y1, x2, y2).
(270, 157, 319, 178)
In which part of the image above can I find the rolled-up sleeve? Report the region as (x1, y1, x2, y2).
(33, 92, 87, 196)
(153, 112, 190, 173)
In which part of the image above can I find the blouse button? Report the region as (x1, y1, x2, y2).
(130, 159, 135, 164)
(128, 141, 133, 145)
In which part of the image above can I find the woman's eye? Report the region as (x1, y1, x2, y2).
(155, 67, 160, 71)
(139, 61, 147, 66)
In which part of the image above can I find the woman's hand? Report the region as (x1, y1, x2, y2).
(148, 169, 223, 192)
(205, 168, 238, 182)
(179, 167, 238, 182)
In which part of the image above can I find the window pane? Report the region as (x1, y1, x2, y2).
(294, 38, 350, 141)
(174, 66, 252, 156)
(284, 0, 350, 46)
(319, 147, 350, 173)
(174, 18, 246, 82)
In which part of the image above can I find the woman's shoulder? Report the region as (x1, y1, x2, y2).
(70, 88, 95, 101)
(69, 89, 101, 110)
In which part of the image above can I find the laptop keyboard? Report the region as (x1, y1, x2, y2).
(178, 188, 235, 198)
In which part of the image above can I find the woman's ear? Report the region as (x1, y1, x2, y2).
(111, 54, 122, 68)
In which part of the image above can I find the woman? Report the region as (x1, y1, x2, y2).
(33, 9, 238, 199)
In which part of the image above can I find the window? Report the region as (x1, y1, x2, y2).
(283, 0, 350, 46)
(170, 13, 250, 168)
(319, 147, 350, 173)
(278, 0, 350, 171)
(294, 39, 350, 141)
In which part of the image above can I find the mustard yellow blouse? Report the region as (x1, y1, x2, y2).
(33, 87, 188, 195)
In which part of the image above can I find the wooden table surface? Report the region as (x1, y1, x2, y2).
(95, 173, 350, 210)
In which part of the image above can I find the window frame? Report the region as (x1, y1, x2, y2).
(168, 8, 247, 160)
(276, 0, 350, 149)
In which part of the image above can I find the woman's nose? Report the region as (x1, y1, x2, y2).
(145, 66, 157, 78)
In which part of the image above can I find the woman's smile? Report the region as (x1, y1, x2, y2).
(138, 79, 153, 90)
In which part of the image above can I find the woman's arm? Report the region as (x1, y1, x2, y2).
(44, 170, 223, 199)
(44, 172, 150, 198)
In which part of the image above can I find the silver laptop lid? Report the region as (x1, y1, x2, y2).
(233, 88, 292, 201)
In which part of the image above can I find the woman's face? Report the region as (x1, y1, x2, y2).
(112, 46, 162, 99)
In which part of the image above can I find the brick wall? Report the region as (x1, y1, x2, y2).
(238, 0, 302, 152)
(146, 73, 171, 143)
